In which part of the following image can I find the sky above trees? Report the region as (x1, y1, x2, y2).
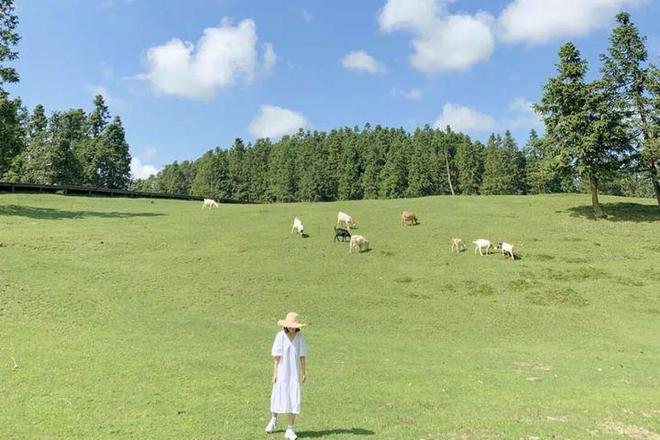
(10, 0, 660, 178)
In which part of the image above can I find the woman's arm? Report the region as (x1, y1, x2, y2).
(272, 356, 280, 383)
(300, 357, 306, 383)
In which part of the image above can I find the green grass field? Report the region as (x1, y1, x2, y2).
(1, 193, 659, 439)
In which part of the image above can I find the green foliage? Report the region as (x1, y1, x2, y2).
(601, 12, 660, 206)
(0, 0, 19, 88)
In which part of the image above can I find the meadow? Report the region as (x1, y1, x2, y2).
(1, 193, 659, 439)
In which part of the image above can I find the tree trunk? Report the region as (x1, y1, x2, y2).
(589, 174, 605, 218)
(445, 149, 455, 196)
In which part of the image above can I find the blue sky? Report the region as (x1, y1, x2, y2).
(11, 0, 660, 178)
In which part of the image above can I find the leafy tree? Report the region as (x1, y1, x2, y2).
(338, 129, 363, 200)
(96, 116, 132, 189)
(481, 134, 507, 195)
(0, 0, 19, 90)
(524, 130, 560, 194)
(501, 130, 527, 194)
(227, 138, 249, 201)
(379, 134, 408, 198)
(87, 95, 110, 138)
(456, 139, 484, 195)
(536, 42, 629, 217)
(601, 12, 660, 208)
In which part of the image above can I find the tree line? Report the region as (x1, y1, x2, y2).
(135, 12, 659, 215)
(0, 1, 132, 190)
(0, 1, 657, 215)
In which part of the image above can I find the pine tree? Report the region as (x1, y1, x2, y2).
(227, 138, 249, 201)
(456, 139, 484, 195)
(97, 116, 132, 189)
(338, 129, 363, 200)
(480, 134, 509, 195)
(379, 135, 408, 198)
(536, 42, 629, 217)
(601, 12, 660, 208)
(0, 0, 19, 90)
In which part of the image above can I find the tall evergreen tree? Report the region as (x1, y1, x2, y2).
(338, 129, 363, 200)
(601, 12, 660, 208)
(536, 43, 628, 217)
(456, 139, 484, 195)
(379, 134, 408, 198)
(87, 95, 110, 138)
(97, 116, 132, 189)
(481, 134, 509, 195)
(0, 0, 19, 90)
(227, 138, 249, 201)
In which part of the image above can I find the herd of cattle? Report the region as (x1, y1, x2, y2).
(202, 198, 516, 259)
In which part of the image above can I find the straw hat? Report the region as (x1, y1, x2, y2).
(278, 312, 306, 329)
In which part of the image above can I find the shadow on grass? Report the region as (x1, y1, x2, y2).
(566, 202, 659, 222)
(0, 204, 165, 220)
(298, 428, 375, 438)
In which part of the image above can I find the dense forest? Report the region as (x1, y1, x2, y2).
(0, 0, 658, 215)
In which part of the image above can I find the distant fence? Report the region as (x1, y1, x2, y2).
(0, 182, 250, 204)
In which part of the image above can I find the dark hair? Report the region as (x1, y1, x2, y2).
(284, 327, 301, 334)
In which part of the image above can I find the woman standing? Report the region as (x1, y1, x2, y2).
(265, 312, 308, 440)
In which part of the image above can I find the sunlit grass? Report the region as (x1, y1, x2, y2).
(1, 193, 659, 439)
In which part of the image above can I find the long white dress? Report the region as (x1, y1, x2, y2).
(270, 330, 308, 414)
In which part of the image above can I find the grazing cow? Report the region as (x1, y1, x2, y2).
(334, 226, 351, 242)
(400, 211, 418, 226)
(291, 217, 304, 237)
(450, 238, 466, 252)
(337, 211, 357, 229)
(473, 239, 493, 256)
(202, 198, 219, 209)
(349, 235, 369, 254)
(497, 242, 515, 260)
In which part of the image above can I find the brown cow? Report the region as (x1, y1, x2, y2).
(400, 211, 418, 226)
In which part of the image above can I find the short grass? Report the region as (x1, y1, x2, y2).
(1, 193, 659, 439)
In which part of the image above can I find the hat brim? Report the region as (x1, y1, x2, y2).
(278, 320, 306, 328)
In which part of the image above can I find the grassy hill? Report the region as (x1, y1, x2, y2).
(1, 193, 659, 439)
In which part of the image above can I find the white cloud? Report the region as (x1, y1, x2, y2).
(263, 43, 277, 71)
(137, 18, 274, 100)
(341, 51, 387, 74)
(130, 157, 160, 180)
(504, 96, 543, 130)
(378, 0, 495, 72)
(248, 105, 309, 140)
(498, 0, 645, 44)
(86, 85, 131, 113)
(144, 147, 157, 160)
(434, 103, 496, 132)
(391, 87, 423, 100)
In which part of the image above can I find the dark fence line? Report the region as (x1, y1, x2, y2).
(0, 182, 249, 204)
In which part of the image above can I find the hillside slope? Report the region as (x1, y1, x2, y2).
(1, 194, 659, 439)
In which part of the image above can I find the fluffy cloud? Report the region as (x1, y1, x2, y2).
(434, 103, 496, 133)
(378, 0, 495, 72)
(505, 97, 543, 130)
(498, 0, 645, 44)
(137, 18, 274, 99)
(391, 87, 423, 100)
(248, 105, 309, 139)
(130, 157, 160, 180)
(341, 50, 387, 74)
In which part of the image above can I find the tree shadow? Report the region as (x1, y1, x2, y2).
(297, 428, 375, 438)
(566, 202, 659, 223)
(0, 204, 165, 220)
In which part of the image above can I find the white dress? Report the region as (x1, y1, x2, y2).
(270, 330, 308, 414)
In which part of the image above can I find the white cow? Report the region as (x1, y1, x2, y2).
(291, 217, 304, 237)
(349, 235, 369, 254)
(473, 239, 493, 256)
(337, 211, 357, 229)
(202, 198, 219, 209)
